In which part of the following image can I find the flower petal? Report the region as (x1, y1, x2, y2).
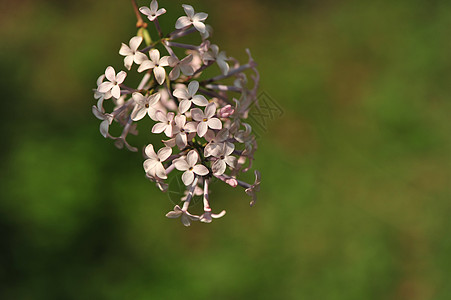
(212, 159, 226, 175)
(145, 144, 158, 159)
(139, 6, 152, 16)
(152, 122, 167, 134)
(193, 164, 209, 176)
(173, 87, 190, 100)
(174, 158, 190, 171)
(116, 71, 127, 84)
(182, 171, 195, 186)
(157, 146, 172, 161)
(175, 114, 186, 128)
(98, 82, 114, 93)
(193, 21, 206, 33)
(155, 163, 167, 179)
(193, 12, 208, 22)
(153, 66, 166, 85)
(134, 52, 148, 64)
(178, 99, 191, 114)
(175, 16, 191, 29)
(129, 36, 143, 52)
(119, 43, 132, 56)
(205, 102, 217, 118)
(186, 150, 199, 167)
(197, 122, 208, 137)
(111, 85, 121, 99)
(191, 108, 204, 121)
(138, 60, 154, 72)
(124, 55, 134, 70)
(175, 132, 187, 149)
(192, 95, 208, 107)
(149, 49, 160, 63)
(182, 4, 195, 18)
(105, 66, 115, 82)
(207, 118, 222, 130)
(188, 81, 199, 97)
(131, 106, 146, 121)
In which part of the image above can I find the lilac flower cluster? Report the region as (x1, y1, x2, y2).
(92, 1, 261, 226)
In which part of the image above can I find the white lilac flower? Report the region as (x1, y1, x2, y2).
(143, 144, 172, 179)
(245, 170, 261, 207)
(98, 66, 127, 99)
(165, 205, 199, 227)
(175, 4, 208, 33)
(94, 75, 112, 101)
(92, 99, 113, 138)
(174, 150, 209, 186)
(212, 143, 236, 175)
(139, 0, 166, 22)
(138, 49, 170, 85)
(235, 123, 255, 153)
(173, 115, 197, 149)
(203, 44, 229, 75)
(191, 102, 222, 137)
(152, 111, 175, 137)
(119, 36, 148, 70)
(173, 80, 208, 113)
(168, 54, 194, 80)
(204, 128, 231, 157)
(130, 92, 160, 121)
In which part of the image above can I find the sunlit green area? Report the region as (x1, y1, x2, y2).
(0, 0, 450, 299)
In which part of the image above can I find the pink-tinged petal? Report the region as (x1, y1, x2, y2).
(212, 160, 226, 175)
(92, 105, 104, 120)
(169, 66, 180, 80)
(148, 107, 158, 121)
(143, 158, 158, 171)
(159, 56, 170, 67)
(181, 214, 191, 226)
(180, 64, 194, 76)
(175, 16, 191, 29)
(162, 138, 176, 148)
(148, 93, 161, 106)
(185, 122, 197, 133)
(129, 36, 143, 51)
(149, 49, 160, 63)
(111, 85, 121, 99)
(144, 144, 158, 159)
(175, 114, 186, 128)
(204, 102, 216, 118)
(193, 21, 206, 33)
(193, 12, 208, 22)
(225, 156, 237, 168)
(152, 122, 167, 134)
(192, 95, 208, 106)
(164, 123, 173, 137)
(99, 119, 110, 138)
(157, 146, 172, 161)
(155, 163, 167, 179)
(175, 132, 188, 149)
(124, 55, 134, 70)
(138, 60, 154, 72)
(139, 6, 152, 16)
(116, 71, 127, 84)
(204, 130, 215, 142)
(167, 112, 175, 122)
(217, 59, 229, 75)
(156, 8, 166, 16)
(166, 210, 182, 218)
(150, 0, 158, 12)
(131, 106, 146, 121)
(174, 158, 190, 171)
(153, 66, 166, 85)
(224, 143, 235, 156)
(216, 128, 229, 142)
(182, 171, 195, 186)
(207, 118, 222, 130)
(105, 66, 115, 82)
(181, 54, 193, 64)
(191, 108, 204, 121)
(197, 122, 208, 137)
(155, 110, 167, 123)
(186, 150, 199, 167)
(182, 4, 195, 18)
(134, 52, 148, 64)
(98, 82, 114, 93)
(173, 87, 190, 100)
(188, 81, 199, 97)
(193, 164, 209, 176)
(178, 99, 191, 114)
(119, 43, 132, 56)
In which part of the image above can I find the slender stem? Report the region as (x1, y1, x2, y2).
(153, 19, 163, 37)
(131, 0, 147, 28)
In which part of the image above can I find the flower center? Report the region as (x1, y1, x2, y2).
(189, 167, 193, 171)
(145, 104, 149, 108)
(203, 118, 208, 122)
(220, 155, 225, 160)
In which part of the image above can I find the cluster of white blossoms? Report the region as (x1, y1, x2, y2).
(92, 1, 261, 226)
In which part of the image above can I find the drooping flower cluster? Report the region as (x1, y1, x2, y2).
(92, 1, 261, 226)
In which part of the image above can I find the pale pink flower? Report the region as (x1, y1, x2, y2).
(173, 81, 208, 114)
(92, 100, 113, 138)
(94, 75, 112, 101)
(138, 49, 170, 85)
(130, 92, 160, 121)
(175, 4, 208, 33)
(204, 128, 230, 157)
(143, 144, 172, 179)
(203, 44, 229, 75)
(168, 54, 194, 80)
(173, 115, 197, 149)
(211, 143, 236, 175)
(139, 0, 166, 22)
(174, 150, 209, 186)
(152, 111, 175, 137)
(165, 205, 199, 227)
(98, 66, 126, 99)
(119, 36, 148, 70)
(191, 102, 222, 137)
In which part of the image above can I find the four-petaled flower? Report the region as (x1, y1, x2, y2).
(152, 111, 175, 137)
(174, 150, 209, 186)
(173, 80, 208, 114)
(173, 115, 197, 149)
(166, 205, 199, 227)
(130, 92, 160, 121)
(212, 143, 236, 175)
(139, 0, 166, 22)
(175, 4, 208, 33)
(168, 54, 194, 80)
(204, 128, 230, 157)
(119, 36, 148, 70)
(203, 44, 229, 75)
(98, 66, 126, 99)
(138, 49, 170, 85)
(191, 102, 222, 137)
(143, 144, 172, 179)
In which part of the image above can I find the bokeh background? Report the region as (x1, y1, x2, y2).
(1, 0, 450, 299)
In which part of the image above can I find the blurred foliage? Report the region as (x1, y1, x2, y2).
(0, 0, 450, 299)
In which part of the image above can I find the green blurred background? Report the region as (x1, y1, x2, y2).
(0, 0, 450, 299)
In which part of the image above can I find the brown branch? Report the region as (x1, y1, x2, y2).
(131, 0, 147, 28)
